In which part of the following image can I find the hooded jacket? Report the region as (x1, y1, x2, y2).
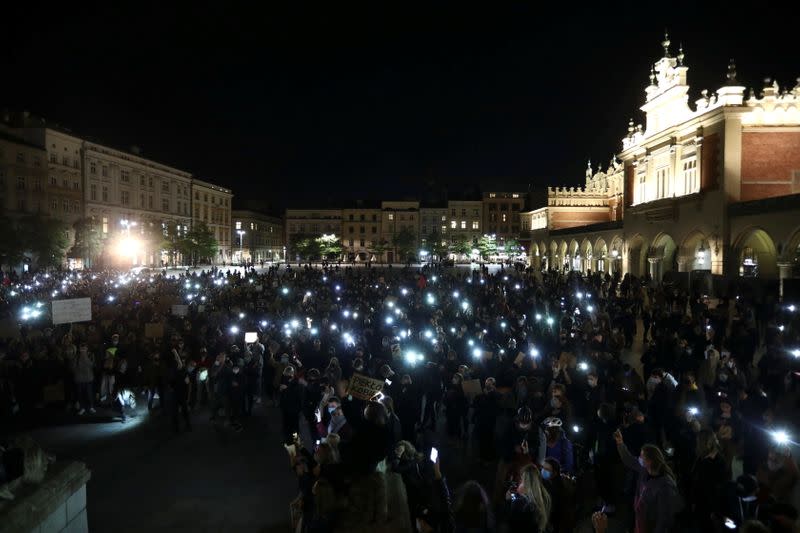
(618, 443, 683, 533)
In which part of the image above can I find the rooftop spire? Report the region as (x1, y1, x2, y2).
(649, 64, 656, 85)
(677, 43, 685, 66)
(661, 30, 671, 58)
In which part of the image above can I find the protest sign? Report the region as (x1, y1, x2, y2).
(514, 351, 526, 366)
(347, 373, 385, 401)
(245, 331, 258, 343)
(51, 297, 92, 325)
(462, 379, 482, 398)
(145, 322, 164, 338)
(171, 304, 189, 317)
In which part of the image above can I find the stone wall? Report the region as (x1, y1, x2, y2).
(0, 461, 91, 533)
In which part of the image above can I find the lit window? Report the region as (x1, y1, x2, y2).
(450, 220, 457, 229)
(461, 221, 466, 229)
(472, 221, 479, 230)
(441, 225, 446, 233)
(388, 213, 394, 221)
(501, 213, 507, 223)
(236, 221, 242, 230)
(102, 217, 108, 234)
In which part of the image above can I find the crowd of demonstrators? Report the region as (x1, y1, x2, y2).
(2, 261, 800, 532)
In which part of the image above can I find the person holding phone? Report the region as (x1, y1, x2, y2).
(614, 428, 682, 533)
(505, 464, 551, 532)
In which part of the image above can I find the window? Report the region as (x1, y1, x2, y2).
(461, 221, 466, 229)
(638, 171, 646, 203)
(102, 217, 108, 234)
(101, 166, 108, 177)
(472, 209, 479, 216)
(235, 221, 242, 230)
(441, 225, 447, 233)
(73, 201, 79, 213)
(140, 193, 145, 207)
(388, 213, 394, 221)
(148, 176, 153, 188)
(73, 181, 79, 190)
(683, 159, 698, 194)
(511, 204, 520, 211)
(372, 214, 377, 221)
(359, 225, 365, 233)
(501, 213, 507, 223)
(90, 184, 97, 200)
(121, 170, 130, 182)
(90, 162, 96, 174)
(34, 178, 42, 192)
(62, 156, 69, 166)
(50, 153, 58, 163)
(194, 191, 199, 200)
(450, 220, 457, 229)
(348, 214, 354, 221)
(250, 222, 255, 230)
(33, 156, 41, 167)
(74, 160, 79, 169)
(371, 226, 377, 234)
(451, 208, 456, 216)
(490, 213, 497, 222)
(18, 198, 25, 211)
(500, 203, 509, 211)
(50, 175, 57, 185)
(102, 186, 108, 202)
(656, 167, 669, 199)
(422, 225, 428, 235)
(62, 178, 69, 188)
(360, 239, 365, 247)
(488, 204, 497, 211)
(472, 221, 479, 230)
(121, 190, 130, 206)
(461, 209, 466, 216)
(163, 182, 170, 193)
(162, 198, 169, 211)
(17, 176, 25, 190)
(50, 198, 57, 210)
(62, 199, 69, 212)
(512, 193, 520, 198)
(359, 214, 365, 221)
(148, 196, 154, 209)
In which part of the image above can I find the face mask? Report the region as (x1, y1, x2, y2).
(647, 377, 661, 387)
(233, 368, 240, 374)
(550, 397, 559, 408)
(638, 457, 646, 468)
(541, 469, 552, 480)
(328, 406, 337, 414)
(588, 379, 597, 388)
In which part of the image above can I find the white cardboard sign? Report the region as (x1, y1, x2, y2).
(51, 298, 92, 325)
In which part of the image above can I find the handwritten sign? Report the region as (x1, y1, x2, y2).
(145, 322, 164, 338)
(51, 298, 92, 325)
(171, 304, 189, 317)
(462, 379, 482, 398)
(347, 373, 385, 401)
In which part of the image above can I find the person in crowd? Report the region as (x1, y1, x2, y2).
(279, 365, 304, 442)
(73, 342, 95, 415)
(505, 463, 551, 532)
(688, 429, 729, 531)
(614, 428, 683, 533)
(451, 480, 496, 532)
(396, 373, 422, 443)
(443, 372, 467, 441)
(473, 377, 499, 465)
(543, 418, 574, 475)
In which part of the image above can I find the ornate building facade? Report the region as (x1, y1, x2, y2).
(525, 35, 800, 296)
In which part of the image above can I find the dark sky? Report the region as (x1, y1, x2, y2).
(3, 2, 797, 213)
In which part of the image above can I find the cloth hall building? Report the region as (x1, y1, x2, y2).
(524, 36, 800, 297)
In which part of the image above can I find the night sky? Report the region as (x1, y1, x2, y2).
(3, 2, 797, 213)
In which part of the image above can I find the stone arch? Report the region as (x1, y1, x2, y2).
(569, 239, 580, 271)
(594, 237, 609, 274)
(627, 234, 646, 278)
(609, 235, 624, 275)
(732, 227, 778, 278)
(784, 226, 800, 277)
(649, 233, 678, 281)
(679, 228, 711, 271)
(580, 238, 593, 273)
(558, 241, 568, 270)
(530, 242, 541, 270)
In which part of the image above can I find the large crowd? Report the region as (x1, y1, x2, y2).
(1, 261, 799, 532)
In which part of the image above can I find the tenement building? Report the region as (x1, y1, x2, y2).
(192, 179, 233, 263)
(524, 35, 800, 296)
(232, 209, 284, 263)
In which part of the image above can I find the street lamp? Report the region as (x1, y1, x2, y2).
(237, 230, 246, 264)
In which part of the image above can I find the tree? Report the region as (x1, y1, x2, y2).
(17, 214, 69, 268)
(370, 239, 390, 264)
(70, 217, 104, 268)
(160, 221, 183, 267)
(449, 235, 472, 259)
(288, 234, 321, 262)
(392, 228, 417, 263)
(316, 234, 343, 261)
(476, 234, 497, 260)
(185, 222, 218, 264)
(424, 231, 449, 262)
(503, 238, 522, 258)
(0, 211, 24, 269)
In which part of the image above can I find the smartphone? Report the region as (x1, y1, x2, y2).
(430, 447, 438, 463)
(292, 432, 299, 441)
(315, 439, 320, 447)
(724, 517, 736, 529)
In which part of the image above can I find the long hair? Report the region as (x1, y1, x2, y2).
(395, 440, 424, 462)
(518, 464, 552, 531)
(695, 429, 721, 459)
(641, 444, 676, 481)
(452, 480, 496, 530)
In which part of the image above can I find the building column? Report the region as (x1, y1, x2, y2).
(677, 257, 690, 273)
(778, 262, 792, 301)
(648, 257, 661, 281)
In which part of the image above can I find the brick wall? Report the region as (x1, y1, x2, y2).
(741, 130, 800, 201)
(701, 132, 719, 191)
(549, 209, 610, 230)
